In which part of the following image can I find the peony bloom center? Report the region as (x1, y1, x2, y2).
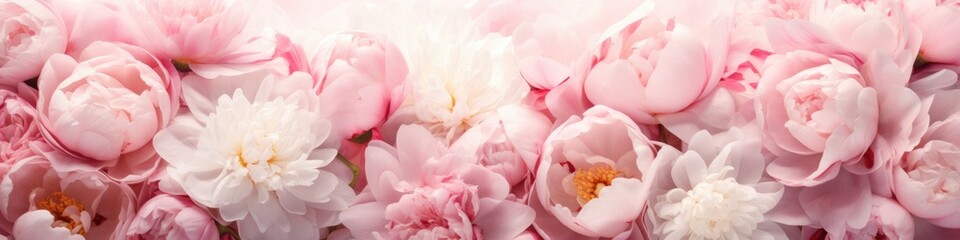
(203, 95, 317, 192)
(781, 62, 865, 133)
(3, 20, 35, 52)
(385, 178, 482, 239)
(905, 141, 960, 202)
(35, 192, 94, 236)
(573, 165, 620, 204)
(657, 168, 769, 239)
(786, 82, 828, 123)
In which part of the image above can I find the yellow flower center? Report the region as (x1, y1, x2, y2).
(35, 192, 87, 236)
(573, 165, 619, 203)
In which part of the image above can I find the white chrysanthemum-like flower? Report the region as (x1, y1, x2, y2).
(153, 71, 355, 239)
(656, 167, 775, 239)
(650, 129, 787, 240)
(407, 32, 525, 142)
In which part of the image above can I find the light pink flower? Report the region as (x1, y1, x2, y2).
(800, 196, 914, 240)
(130, 0, 276, 78)
(765, 0, 921, 71)
(34, 41, 179, 183)
(533, 106, 659, 238)
(45, 0, 141, 57)
(906, 0, 960, 65)
(451, 105, 552, 189)
(469, 0, 548, 36)
(893, 138, 960, 228)
(278, 31, 408, 143)
(648, 129, 787, 239)
(127, 194, 219, 240)
(0, 157, 137, 239)
(512, 0, 660, 121)
(0, 0, 67, 85)
(763, 1, 928, 185)
(892, 68, 960, 227)
(339, 124, 534, 240)
(0, 84, 42, 165)
(724, 0, 812, 91)
(582, 0, 733, 124)
(758, 50, 880, 187)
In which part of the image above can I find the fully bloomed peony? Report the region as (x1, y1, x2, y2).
(0, 157, 137, 239)
(130, 0, 275, 77)
(0, 0, 67, 85)
(581, 0, 733, 125)
(758, 50, 885, 186)
(533, 105, 659, 238)
(339, 124, 535, 239)
(760, 0, 928, 185)
(0, 84, 42, 166)
(153, 69, 356, 239)
(512, 1, 663, 121)
(127, 194, 219, 240)
(892, 73, 960, 228)
(647, 129, 787, 239)
(34, 41, 179, 183)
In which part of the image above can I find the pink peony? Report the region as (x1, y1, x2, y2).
(892, 67, 960, 228)
(0, 0, 67, 85)
(44, 0, 141, 57)
(34, 41, 179, 183)
(533, 105, 660, 238)
(758, 50, 880, 187)
(0, 84, 42, 165)
(127, 194, 219, 240)
(906, 0, 960, 65)
(582, 0, 733, 124)
(762, 1, 927, 185)
(0, 157, 137, 239)
(339, 124, 535, 239)
(130, 0, 276, 78)
(512, 0, 659, 121)
(278, 31, 408, 143)
(800, 196, 914, 240)
(765, 0, 921, 72)
(451, 105, 552, 189)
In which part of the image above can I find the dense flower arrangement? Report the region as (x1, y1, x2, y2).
(1, 0, 959, 239)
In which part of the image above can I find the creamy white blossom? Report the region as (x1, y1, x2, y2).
(153, 71, 355, 240)
(650, 129, 788, 240)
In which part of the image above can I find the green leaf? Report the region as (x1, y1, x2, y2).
(349, 129, 374, 144)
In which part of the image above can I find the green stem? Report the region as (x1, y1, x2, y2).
(217, 221, 241, 240)
(337, 154, 361, 189)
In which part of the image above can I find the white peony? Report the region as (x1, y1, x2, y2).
(649, 129, 788, 240)
(152, 69, 356, 239)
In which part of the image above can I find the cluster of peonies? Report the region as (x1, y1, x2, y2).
(1, 0, 960, 239)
